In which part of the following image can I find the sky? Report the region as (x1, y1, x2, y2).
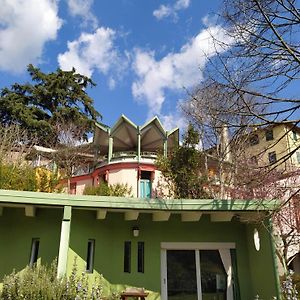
(0, 0, 228, 132)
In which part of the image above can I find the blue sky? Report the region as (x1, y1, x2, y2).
(0, 0, 227, 131)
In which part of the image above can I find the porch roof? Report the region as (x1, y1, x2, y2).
(0, 189, 278, 212)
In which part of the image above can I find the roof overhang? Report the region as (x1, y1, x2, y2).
(0, 189, 279, 222)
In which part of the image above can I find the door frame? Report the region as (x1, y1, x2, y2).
(160, 242, 236, 300)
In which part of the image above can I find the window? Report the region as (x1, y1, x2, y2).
(124, 241, 131, 273)
(265, 129, 273, 141)
(137, 242, 144, 273)
(268, 151, 277, 164)
(249, 134, 259, 146)
(140, 171, 152, 199)
(250, 156, 258, 165)
(293, 130, 298, 141)
(29, 238, 40, 267)
(86, 239, 95, 273)
(296, 152, 300, 164)
(70, 182, 77, 195)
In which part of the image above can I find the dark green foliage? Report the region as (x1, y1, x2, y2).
(0, 259, 109, 300)
(156, 124, 210, 199)
(0, 64, 100, 146)
(84, 182, 110, 196)
(83, 182, 133, 197)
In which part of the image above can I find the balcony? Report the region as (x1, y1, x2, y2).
(95, 151, 158, 168)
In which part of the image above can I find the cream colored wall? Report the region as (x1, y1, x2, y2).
(108, 168, 138, 197)
(245, 124, 300, 171)
(152, 170, 173, 199)
(107, 168, 171, 198)
(76, 178, 93, 195)
(287, 129, 300, 167)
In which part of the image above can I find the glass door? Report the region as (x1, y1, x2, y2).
(139, 179, 151, 198)
(200, 250, 227, 300)
(164, 249, 230, 300)
(166, 250, 199, 300)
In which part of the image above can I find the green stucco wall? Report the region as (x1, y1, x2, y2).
(0, 207, 62, 280)
(67, 211, 278, 300)
(246, 223, 278, 299)
(0, 206, 278, 300)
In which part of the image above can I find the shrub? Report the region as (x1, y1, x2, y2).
(281, 270, 299, 300)
(0, 163, 37, 191)
(84, 182, 132, 197)
(0, 259, 108, 300)
(83, 182, 110, 196)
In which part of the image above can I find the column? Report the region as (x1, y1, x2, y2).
(137, 126, 141, 162)
(57, 206, 72, 278)
(108, 136, 113, 163)
(163, 136, 168, 157)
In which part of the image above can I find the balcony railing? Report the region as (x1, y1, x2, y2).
(95, 151, 159, 168)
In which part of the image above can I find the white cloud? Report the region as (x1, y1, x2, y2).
(132, 26, 234, 117)
(67, 0, 98, 29)
(160, 112, 186, 131)
(108, 77, 116, 90)
(153, 0, 190, 21)
(0, 0, 62, 73)
(58, 27, 127, 82)
(153, 5, 173, 20)
(174, 0, 190, 10)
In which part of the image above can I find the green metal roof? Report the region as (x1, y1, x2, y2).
(0, 189, 279, 212)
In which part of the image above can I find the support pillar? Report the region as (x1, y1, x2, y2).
(137, 126, 141, 162)
(163, 136, 168, 157)
(57, 206, 72, 278)
(108, 136, 113, 163)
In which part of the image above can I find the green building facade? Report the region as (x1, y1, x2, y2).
(0, 189, 280, 300)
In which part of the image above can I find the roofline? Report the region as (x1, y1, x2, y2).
(110, 115, 138, 136)
(95, 122, 110, 133)
(140, 116, 166, 135)
(167, 127, 179, 137)
(0, 189, 279, 212)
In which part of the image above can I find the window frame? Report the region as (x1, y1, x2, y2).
(249, 134, 259, 146)
(268, 151, 277, 164)
(29, 238, 40, 267)
(86, 239, 95, 273)
(137, 241, 145, 273)
(265, 129, 274, 141)
(124, 241, 131, 273)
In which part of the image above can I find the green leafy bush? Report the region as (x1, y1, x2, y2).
(0, 163, 37, 191)
(0, 259, 110, 300)
(84, 182, 132, 197)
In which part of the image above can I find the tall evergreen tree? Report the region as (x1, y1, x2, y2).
(0, 65, 101, 146)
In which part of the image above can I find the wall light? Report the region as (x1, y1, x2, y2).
(132, 226, 139, 237)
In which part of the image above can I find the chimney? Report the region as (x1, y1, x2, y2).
(220, 125, 231, 162)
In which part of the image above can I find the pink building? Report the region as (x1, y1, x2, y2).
(68, 115, 179, 198)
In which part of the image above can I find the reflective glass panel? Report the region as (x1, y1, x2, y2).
(167, 250, 198, 300)
(200, 250, 227, 300)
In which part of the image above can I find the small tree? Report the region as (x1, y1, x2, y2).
(156, 124, 210, 199)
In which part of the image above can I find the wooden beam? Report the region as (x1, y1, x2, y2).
(152, 212, 170, 221)
(96, 209, 107, 220)
(239, 212, 264, 223)
(124, 211, 139, 221)
(25, 205, 36, 217)
(210, 212, 234, 222)
(181, 212, 202, 222)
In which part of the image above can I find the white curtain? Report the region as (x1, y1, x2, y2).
(219, 249, 234, 300)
